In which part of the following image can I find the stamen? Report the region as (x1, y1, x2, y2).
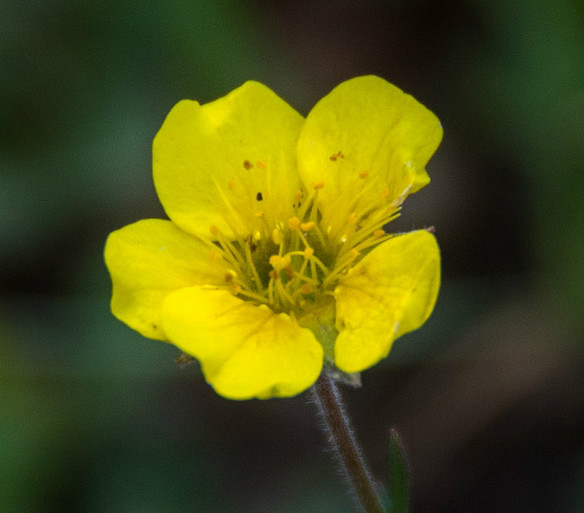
(276, 278, 295, 307)
(224, 270, 237, 283)
(269, 254, 291, 271)
(288, 216, 301, 231)
(244, 236, 263, 291)
(272, 227, 284, 245)
(293, 188, 304, 208)
(392, 184, 412, 207)
(208, 225, 245, 270)
(236, 287, 270, 303)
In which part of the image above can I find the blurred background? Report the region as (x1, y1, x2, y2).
(1, 0, 583, 511)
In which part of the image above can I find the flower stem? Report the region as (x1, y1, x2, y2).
(311, 373, 386, 513)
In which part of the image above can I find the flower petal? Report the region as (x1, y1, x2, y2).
(160, 287, 324, 400)
(334, 230, 440, 373)
(153, 81, 304, 239)
(104, 219, 229, 340)
(297, 76, 442, 235)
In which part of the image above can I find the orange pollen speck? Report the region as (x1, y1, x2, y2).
(359, 170, 369, 179)
(312, 181, 325, 190)
(209, 225, 220, 237)
(256, 160, 266, 169)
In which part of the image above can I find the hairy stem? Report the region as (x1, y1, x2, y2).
(311, 373, 386, 513)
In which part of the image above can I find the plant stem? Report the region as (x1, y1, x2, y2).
(311, 373, 386, 513)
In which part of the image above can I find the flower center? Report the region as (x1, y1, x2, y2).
(206, 177, 401, 321)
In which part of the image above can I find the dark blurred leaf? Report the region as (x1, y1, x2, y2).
(388, 428, 410, 513)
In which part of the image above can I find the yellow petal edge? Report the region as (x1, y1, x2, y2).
(334, 230, 440, 373)
(160, 287, 324, 400)
(104, 219, 229, 340)
(153, 81, 304, 239)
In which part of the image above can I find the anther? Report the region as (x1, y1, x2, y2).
(312, 181, 325, 190)
(300, 221, 315, 232)
(269, 255, 291, 271)
(300, 284, 313, 295)
(224, 270, 237, 283)
(288, 216, 301, 231)
(272, 228, 283, 245)
(373, 229, 386, 238)
(303, 247, 314, 258)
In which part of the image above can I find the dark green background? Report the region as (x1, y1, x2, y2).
(1, 1, 583, 511)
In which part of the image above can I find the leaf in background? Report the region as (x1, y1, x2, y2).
(388, 428, 410, 513)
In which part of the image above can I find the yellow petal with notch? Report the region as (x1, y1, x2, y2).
(104, 219, 229, 340)
(153, 81, 304, 239)
(160, 287, 323, 400)
(334, 230, 440, 373)
(297, 76, 442, 237)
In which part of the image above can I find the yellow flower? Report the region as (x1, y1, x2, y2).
(104, 76, 442, 400)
